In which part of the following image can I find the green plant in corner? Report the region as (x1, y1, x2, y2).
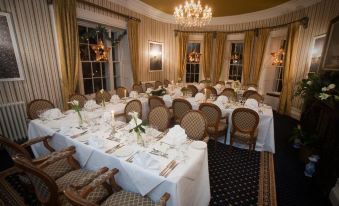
(289, 124, 318, 148)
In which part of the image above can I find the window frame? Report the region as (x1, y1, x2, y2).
(185, 34, 204, 83)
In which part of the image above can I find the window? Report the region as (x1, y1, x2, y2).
(185, 42, 201, 83)
(273, 40, 286, 92)
(78, 24, 123, 94)
(228, 42, 243, 81)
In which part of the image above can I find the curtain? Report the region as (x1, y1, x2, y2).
(251, 28, 270, 85)
(213, 32, 226, 83)
(242, 31, 255, 86)
(177, 32, 189, 80)
(127, 19, 140, 83)
(203, 33, 213, 79)
(279, 22, 301, 115)
(53, 0, 79, 109)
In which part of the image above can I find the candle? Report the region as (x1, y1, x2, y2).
(204, 88, 207, 95)
(124, 90, 127, 98)
(171, 80, 174, 85)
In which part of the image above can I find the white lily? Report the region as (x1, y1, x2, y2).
(319, 93, 330, 100)
(327, 84, 336, 90)
(306, 80, 312, 85)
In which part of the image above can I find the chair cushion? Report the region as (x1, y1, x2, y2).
(101, 190, 157, 206)
(207, 122, 227, 133)
(232, 128, 258, 142)
(43, 158, 73, 180)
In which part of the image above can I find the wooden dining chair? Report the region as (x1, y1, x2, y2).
(132, 84, 144, 93)
(172, 99, 192, 124)
(64, 168, 171, 206)
(124, 99, 142, 122)
(230, 108, 259, 156)
(27, 99, 55, 120)
(180, 110, 209, 142)
(154, 81, 163, 89)
(148, 106, 171, 132)
(221, 88, 237, 101)
(164, 79, 171, 87)
(247, 92, 264, 103)
(116, 87, 128, 99)
(216, 81, 225, 85)
(12, 153, 110, 206)
(187, 85, 198, 97)
(69, 94, 88, 108)
(145, 83, 154, 90)
(242, 90, 257, 100)
(148, 96, 166, 110)
(95, 90, 112, 104)
(199, 103, 227, 146)
(204, 86, 217, 99)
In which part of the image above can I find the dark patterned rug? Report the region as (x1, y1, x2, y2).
(208, 141, 276, 206)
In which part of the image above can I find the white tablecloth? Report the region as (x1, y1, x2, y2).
(163, 97, 275, 153)
(28, 113, 210, 206)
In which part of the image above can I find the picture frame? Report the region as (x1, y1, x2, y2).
(320, 15, 339, 71)
(149, 41, 163, 72)
(308, 34, 326, 73)
(0, 12, 24, 81)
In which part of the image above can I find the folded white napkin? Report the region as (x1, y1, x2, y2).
(197, 83, 205, 91)
(173, 89, 183, 97)
(194, 93, 205, 101)
(88, 136, 105, 149)
(134, 151, 161, 170)
(216, 95, 228, 104)
(110, 95, 120, 103)
(129, 91, 138, 98)
(163, 95, 172, 102)
(162, 125, 187, 145)
(214, 84, 222, 90)
(41, 108, 63, 120)
(84, 100, 99, 111)
(146, 88, 153, 94)
(247, 87, 257, 91)
(245, 98, 259, 110)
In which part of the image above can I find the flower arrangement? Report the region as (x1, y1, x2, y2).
(99, 89, 105, 107)
(232, 80, 241, 91)
(128, 112, 146, 146)
(68, 100, 82, 124)
(319, 83, 339, 101)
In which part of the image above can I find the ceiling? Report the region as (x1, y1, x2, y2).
(139, 0, 290, 17)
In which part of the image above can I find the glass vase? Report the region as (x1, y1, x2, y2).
(136, 132, 144, 147)
(77, 111, 83, 125)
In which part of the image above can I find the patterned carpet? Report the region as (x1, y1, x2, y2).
(208, 141, 276, 206)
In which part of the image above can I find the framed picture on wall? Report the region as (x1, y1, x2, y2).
(309, 34, 326, 73)
(149, 41, 163, 72)
(321, 15, 339, 71)
(0, 12, 24, 81)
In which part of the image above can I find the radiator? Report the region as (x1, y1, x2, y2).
(0, 102, 27, 142)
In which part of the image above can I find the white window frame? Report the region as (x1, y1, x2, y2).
(223, 33, 244, 81)
(185, 34, 204, 83)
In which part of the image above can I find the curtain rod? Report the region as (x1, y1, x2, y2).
(174, 17, 309, 35)
(47, 0, 141, 22)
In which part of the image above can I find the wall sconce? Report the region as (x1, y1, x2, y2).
(91, 40, 110, 61)
(271, 48, 285, 65)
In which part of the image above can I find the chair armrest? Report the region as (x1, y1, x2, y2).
(202, 136, 209, 143)
(159, 192, 171, 206)
(21, 136, 55, 153)
(37, 146, 76, 169)
(31, 146, 75, 165)
(71, 167, 109, 189)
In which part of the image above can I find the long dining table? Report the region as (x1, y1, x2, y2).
(28, 101, 210, 206)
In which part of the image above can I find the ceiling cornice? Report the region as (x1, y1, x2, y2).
(109, 0, 321, 25)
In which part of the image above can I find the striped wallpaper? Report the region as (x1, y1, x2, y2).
(0, 0, 338, 113)
(0, 0, 63, 108)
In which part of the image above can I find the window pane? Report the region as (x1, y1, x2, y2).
(82, 63, 92, 78)
(194, 74, 199, 82)
(113, 63, 120, 76)
(88, 28, 97, 44)
(194, 64, 199, 73)
(78, 26, 87, 44)
(84, 79, 93, 94)
(89, 45, 96, 61)
(93, 78, 102, 92)
(91, 62, 100, 77)
(80, 45, 89, 61)
(186, 76, 190, 83)
(102, 78, 107, 90)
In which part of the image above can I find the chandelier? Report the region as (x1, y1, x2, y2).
(174, 0, 212, 27)
(91, 40, 110, 61)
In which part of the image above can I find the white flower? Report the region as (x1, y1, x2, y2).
(321, 87, 328, 92)
(128, 111, 139, 119)
(319, 93, 330, 100)
(68, 100, 79, 106)
(100, 89, 104, 94)
(306, 81, 312, 85)
(327, 84, 336, 90)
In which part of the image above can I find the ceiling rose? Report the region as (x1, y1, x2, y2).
(173, 0, 212, 27)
